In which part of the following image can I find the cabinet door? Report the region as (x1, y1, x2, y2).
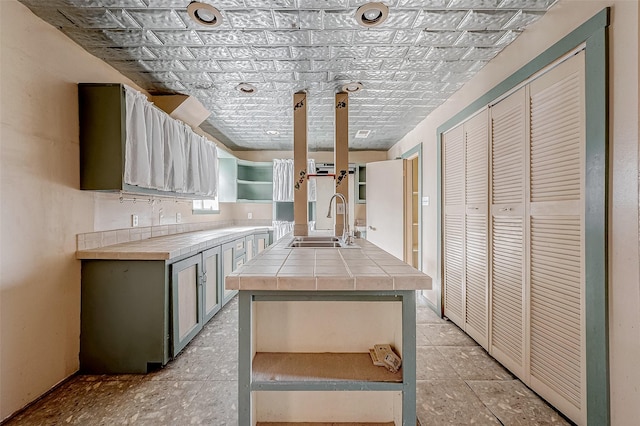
(255, 232, 269, 254)
(464, 111, 489, 349)
(222, 241, 239, 305)
(245, 235, 255, 261)
(202, 247, 222, 323)
(171, 254, 203, 356)
(489, 87, 527, 378)
(442, 124, 465, 327)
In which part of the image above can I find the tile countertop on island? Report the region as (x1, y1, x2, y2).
(75, 226, 271, 260)
(225, 236, 432, 291)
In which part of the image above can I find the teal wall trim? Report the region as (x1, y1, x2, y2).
(436, 8, 610, 136)
(584, 26, 610, 426)
(434, 8, 610, 423)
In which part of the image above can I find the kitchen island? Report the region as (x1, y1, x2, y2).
(226, 235, 432, 426)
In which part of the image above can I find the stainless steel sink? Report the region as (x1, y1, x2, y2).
(288, 241, 343, 248)
(291, 236, 341, 242)
(287, 236, 358, 249)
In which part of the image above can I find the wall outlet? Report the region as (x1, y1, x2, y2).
(336, 203, 345, 214)
(176, 212, 182, 223)
(131, 214, 139, 227)
(247, 212, 253, 219)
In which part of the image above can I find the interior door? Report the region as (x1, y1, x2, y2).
(366, 159, 405, 260)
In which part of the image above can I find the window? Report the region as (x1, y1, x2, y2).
(192, 198, 219, 214)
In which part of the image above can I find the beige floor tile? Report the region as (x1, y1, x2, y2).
(416, 347, 460, 380)
(418, 323, 478, 346)
(466, 380, 572, 425)
(416, 380, 501, 425)
(416, 305, 446, 325)
(436, 346, 513, 380)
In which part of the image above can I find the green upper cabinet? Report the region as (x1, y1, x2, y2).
(237, 160, 273, 203)
(218, 155, 273, 203)
(78, 83, 218, 199)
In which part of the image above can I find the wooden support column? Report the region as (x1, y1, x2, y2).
(293, 92, 308, 236)
(334, 92, 349, 237)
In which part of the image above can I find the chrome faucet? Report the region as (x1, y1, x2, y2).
(326, 193, 353, 245)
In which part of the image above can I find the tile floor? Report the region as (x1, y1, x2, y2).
(5, 295, 572, 425)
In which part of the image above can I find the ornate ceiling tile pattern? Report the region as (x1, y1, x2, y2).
(19, 0, 556, 150)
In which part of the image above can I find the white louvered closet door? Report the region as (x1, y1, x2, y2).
(443, 125, 465, 327)
(464, 111, 489, 349)
(489, 88, 528, 379)
(528, 52, 586, 425)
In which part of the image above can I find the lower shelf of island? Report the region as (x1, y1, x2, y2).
(252, 352, 402, 391)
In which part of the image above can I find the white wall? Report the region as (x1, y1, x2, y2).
(388, 0, 639, 423)
(0, 1, 249, 420)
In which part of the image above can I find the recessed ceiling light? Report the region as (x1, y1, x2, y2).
(265, 130, 279, 136)
(236, 83, 257, 94)
(355, 2, 389, 28)
(341, 82, 363, 93)
(187, 2, 222, 28)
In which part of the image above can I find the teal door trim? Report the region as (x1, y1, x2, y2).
(434, 8, 610, 424)
(401, 144, 423, 270)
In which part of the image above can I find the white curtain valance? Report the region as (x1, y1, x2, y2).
(272, 158, 317, 202)
(123, 85, 218, 197)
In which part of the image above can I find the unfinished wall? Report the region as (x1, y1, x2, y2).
(388, 0, 639, 423)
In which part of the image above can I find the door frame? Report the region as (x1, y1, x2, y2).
(401, 144, 422, 270)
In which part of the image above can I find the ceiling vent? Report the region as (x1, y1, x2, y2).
(355, 130, 371, 139)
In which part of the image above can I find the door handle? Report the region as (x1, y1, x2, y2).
(499, 207, 512, 212)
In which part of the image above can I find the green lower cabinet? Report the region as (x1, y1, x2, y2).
(80, 260, 170, 374)
(80, 231, 268, 374)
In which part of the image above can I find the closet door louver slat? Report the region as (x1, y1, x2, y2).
(443, 125, 465, 327)
(528, 52, 585, 424)
(489, 88, 526, 378)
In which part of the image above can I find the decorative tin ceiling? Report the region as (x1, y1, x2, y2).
(19, 0, 557, 151)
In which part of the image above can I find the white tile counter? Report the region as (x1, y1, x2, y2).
(225, 235, 432, 291)
(76, 226, 270, 261)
